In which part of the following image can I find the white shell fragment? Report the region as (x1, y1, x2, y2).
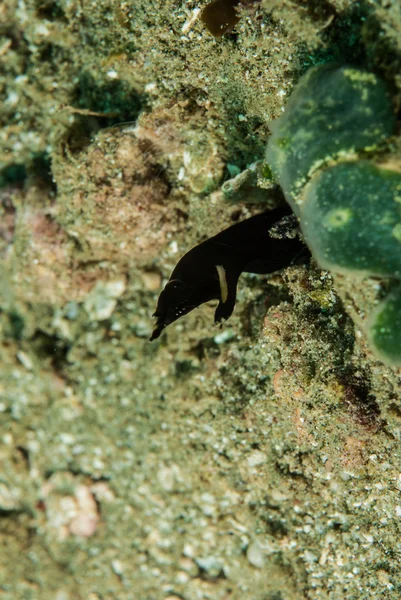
(84, 279, 126, 321)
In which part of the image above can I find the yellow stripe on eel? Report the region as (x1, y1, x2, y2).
(215, 265, 228, 303)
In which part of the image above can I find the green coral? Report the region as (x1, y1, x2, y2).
(265, 64, 401, 365)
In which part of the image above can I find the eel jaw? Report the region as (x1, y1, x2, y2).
(149, 302, 197, 341)
(150, 323, 164, 341)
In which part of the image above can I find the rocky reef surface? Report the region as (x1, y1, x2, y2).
(1, 0, 401, 598)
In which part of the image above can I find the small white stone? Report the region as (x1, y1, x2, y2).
(92, 458, 105, 470)
(0, 483, 20, 511)
(107, 69, 119, 79)
(59, 433, 75, 445)
(5, 92, 19, 106)
(91, 482, 115, 502)
(214, 329, 235, 345)
(169, 240, 178, 254)
(247, 450, 266, 467)
(175, 571, 189, 584)
(17, 351, 33, 370)
(84, 279, 126, 321)
(270, 488, 288, 503)
(35, 23, 50, 36)
(157, 465, 182, 492)
(15, 75, 28, 85)
(183, 543, 195, 558)
(246, 540, 265, 569)
(195, 556, 223, 578)
(304, 550, 318, 563)
(69, 513, 98, 537)
(111, 560, 124, 575)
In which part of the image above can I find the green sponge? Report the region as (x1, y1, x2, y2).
(265, 64, 395, 213)
(301, 161, 401, 278)
(264, 63, 401, 365)
(368, 285, 401, 365)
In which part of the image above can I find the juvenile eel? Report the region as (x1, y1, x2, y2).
(150, 206, 305, 341)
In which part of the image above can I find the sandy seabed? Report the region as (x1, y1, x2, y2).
(0, 1, 401, 598)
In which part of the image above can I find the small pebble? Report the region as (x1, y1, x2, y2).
(195, 556, 224, 578)
(246, 540, 265, 569)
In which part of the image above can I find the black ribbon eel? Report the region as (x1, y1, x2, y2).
(150, 206, 306, 341)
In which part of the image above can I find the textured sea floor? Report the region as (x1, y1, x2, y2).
(1, 1, 401, 598)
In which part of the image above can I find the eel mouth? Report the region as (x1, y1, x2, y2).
(150, 309, 166, 341)
(150, 323, 164, 341)
(149, 302, 196, 341)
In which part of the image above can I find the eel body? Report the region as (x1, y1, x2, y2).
(150, 207, 305, 340)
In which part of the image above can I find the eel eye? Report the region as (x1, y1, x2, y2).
(169, 279, 185, 290)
